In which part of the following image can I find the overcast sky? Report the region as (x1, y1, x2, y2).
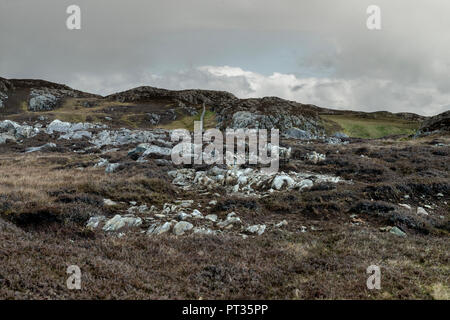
(1, 0, 449, 115)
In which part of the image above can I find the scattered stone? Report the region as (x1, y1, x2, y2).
(272, 175, 295, 190)
(173, 221, 194, 235)
(389, 226, 407, 237)
(147, 113, 161, 125)
(25, 143, 56, 153)
(284, 127, 314, 139)
(177, 212, 191, 220)
(103, 215, 142, 232)
(417, 207, 429, 216)
(193, 227, 217, 235)
(307, 151, 326, 164)
(60, 130, 92, 140)
(437, 193, 444, 197)
(174, 199, 194, 208)
(245, 224, 266, 235)
(147, 222, 172, 235)
(105, 163, 120, 173)
(46, 119, 100, 135)
(217, 212, 241, 228)
(191, 209, 203, 219)
(205, 214, 218, 222)
(136, 205, 147, 213)
(103, 199, 117, 206)
(399, 204, 412, 210)
(0, 120, 39, 143)
(95, 158, 109, 168)
(275, 220, 288, 228)
(333, 132, 349, 139)
(86, 216, 106, 229)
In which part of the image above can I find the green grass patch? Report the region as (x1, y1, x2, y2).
(321, 114, 420, 139)
(158, 110, 216, 131)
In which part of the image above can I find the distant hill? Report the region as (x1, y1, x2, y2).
(0, 76, 435, 138)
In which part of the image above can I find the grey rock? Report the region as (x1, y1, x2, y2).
(193, 227, 217, 235)
(141, 144, 172, 158)
(29, 91, 58, 111)
(60, 131, 92, 140)
(174, 199, 194, 208)
(90, 128, 168, 148)
(0, 133, 16, 144)
(173, 221, 194, 235)
(95, 158, 109, 168)
(103, 199, 117, 206)
(272, 175, 295, 190)
(275, 220, 288, 228)
(147, 113, 161, 125)
(399, 204, 412, 210)
(86, 216, 106, 229)
(389, 226, 407, 237)
(245, 224, 266, 235)
(333, 132, 349, 139)
(177, 212, 191, 220)
(284, 127, 314, 139)
(0, 120, 39, 141)
(0, 92, 7, 108)
(46, 119, 99, 135)
(147, 222, 172, 235)
(307, 151, 326, 164)
(25, 143, 56, 153)
(191, 209, 203, 219)
(105, 163, 120, 173)
(217, 212, 241, 228)
(417, 207, 429, 216)
(103, 215, 142, 232)
(205, 214, 218, 222)
(418, 110, 450, 134)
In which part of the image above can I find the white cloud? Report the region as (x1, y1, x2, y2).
(68, 65, 449, 116)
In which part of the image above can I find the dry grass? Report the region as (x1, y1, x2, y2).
(0, 137, 448, 299)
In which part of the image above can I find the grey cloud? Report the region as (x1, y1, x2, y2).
(0, 0, 449, 116)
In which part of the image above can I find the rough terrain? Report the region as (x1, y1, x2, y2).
(0, 78, 448, 299)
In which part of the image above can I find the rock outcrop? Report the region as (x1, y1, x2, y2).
(418, 110, 450, 134)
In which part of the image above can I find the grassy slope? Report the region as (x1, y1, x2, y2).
(321, 114, 420, 139)
(156, 110, 217, 131)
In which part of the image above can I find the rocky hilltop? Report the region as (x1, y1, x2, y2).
(1, 77, 441, 139)
(0, 77, 97, 113)
(418, 110, 450, 134)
